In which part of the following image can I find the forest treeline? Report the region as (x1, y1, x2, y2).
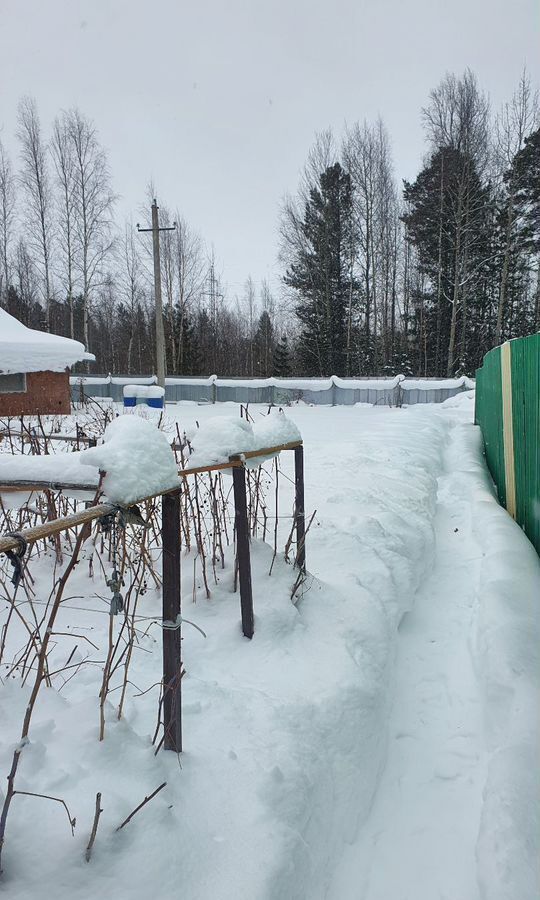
(1, 69, 539, 377)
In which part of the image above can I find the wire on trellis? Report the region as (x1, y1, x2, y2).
(3, 596, 206, 634)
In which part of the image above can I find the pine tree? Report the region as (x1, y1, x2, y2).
(511, 126, 540, 252)
(284, 162, 356, 376)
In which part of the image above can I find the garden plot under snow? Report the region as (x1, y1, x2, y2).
(0, 397, 538, 900)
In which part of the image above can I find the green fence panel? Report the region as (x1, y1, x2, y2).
(475, 333, 540, 556)
(510, 333, 540, 553)
(475, 345, 506, 508)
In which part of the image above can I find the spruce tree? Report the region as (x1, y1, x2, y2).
(403, 147, 492, 374)
(179, 311, 202, 375)
(253, 310, 274, 375)
(284, 162, 355, 376)
(272, 334, 291, 377)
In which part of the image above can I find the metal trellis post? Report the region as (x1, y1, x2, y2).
(162, 490, 182, 751)
(294, 445, 306, 573)
(231, 457, 254, 638)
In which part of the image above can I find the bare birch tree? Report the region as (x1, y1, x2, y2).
(17, 97, 54, 329)
(243, 275, 257, 375)
(67, 108, 116, 355)
(174, 217, 205, 373)
(0, 140, 16, 305)
(119, 223, 145, 373)
(51, 113, 78, 338)
(159, 205, 177, 370)
(342, 118, 398, 371)
(14, 239, 39, 323)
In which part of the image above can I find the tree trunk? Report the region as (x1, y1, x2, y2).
(495, 192, 514, 345)
(435, 153, 445, 374)
(447, 227, 462, 376)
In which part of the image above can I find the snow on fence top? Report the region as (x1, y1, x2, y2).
(0, 309, 94, 375)
(401, 376, 475, 391)
(80, 415, 179, 505)
(122, 384, 165, 399)
(186, 409, 302, 469)
(70, 373, 475, 391)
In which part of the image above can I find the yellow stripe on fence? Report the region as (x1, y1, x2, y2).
(501, 341, 517, 519)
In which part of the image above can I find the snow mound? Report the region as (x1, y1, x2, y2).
(477, 744, 540, 900)
(452, 425, 540, 900)
(186, 412, 302, 470)
(186, 416, 255, 469)
(252, 409, 301, 448)
(0, 308, 94, 374)
(80, 414, 179, 504)
(123, 385, 165, 399)
(440, 389, 475, 408)
(247, 409, 302, 467)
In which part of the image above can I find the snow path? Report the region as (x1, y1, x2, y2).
(328, 420, 488, 900)
(7, 401, 536, 900)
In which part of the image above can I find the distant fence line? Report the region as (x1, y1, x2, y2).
(71, 374, 475, 407)
(475, 333, 540, 555)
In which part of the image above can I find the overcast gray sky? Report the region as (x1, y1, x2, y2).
(1, 0, 539, 297)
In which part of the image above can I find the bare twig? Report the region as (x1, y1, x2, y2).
(85, 792, 103, 862)
(115, 782, 167, 832)
(13, 790, 76, 836)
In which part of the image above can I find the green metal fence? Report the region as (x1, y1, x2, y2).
(475, 332, 540, 554)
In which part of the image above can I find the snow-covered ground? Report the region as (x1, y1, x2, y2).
(327, 415, 487, 899)
(0, 396, 538, 900)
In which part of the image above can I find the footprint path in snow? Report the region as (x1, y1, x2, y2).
(327, 424, 487, 900)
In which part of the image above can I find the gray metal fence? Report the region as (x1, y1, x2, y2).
(70, 374, 475, 407)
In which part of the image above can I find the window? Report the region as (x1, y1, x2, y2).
(0, 373, 27, 393)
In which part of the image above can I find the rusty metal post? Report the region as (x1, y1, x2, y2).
(294, 445, 306, 573)
(162, 490, 182, 751)
(231, 458, 254, 638)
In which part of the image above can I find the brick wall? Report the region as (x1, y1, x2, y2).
(0, 370, 71, 416)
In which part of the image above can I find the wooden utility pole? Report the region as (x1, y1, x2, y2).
(137, 201, 176, 388)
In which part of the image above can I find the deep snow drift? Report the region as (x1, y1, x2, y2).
(0, 398, 538, 900)
(327, 402, 540, 900)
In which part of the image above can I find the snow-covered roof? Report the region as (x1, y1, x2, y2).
(0, 309, 95, 375)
